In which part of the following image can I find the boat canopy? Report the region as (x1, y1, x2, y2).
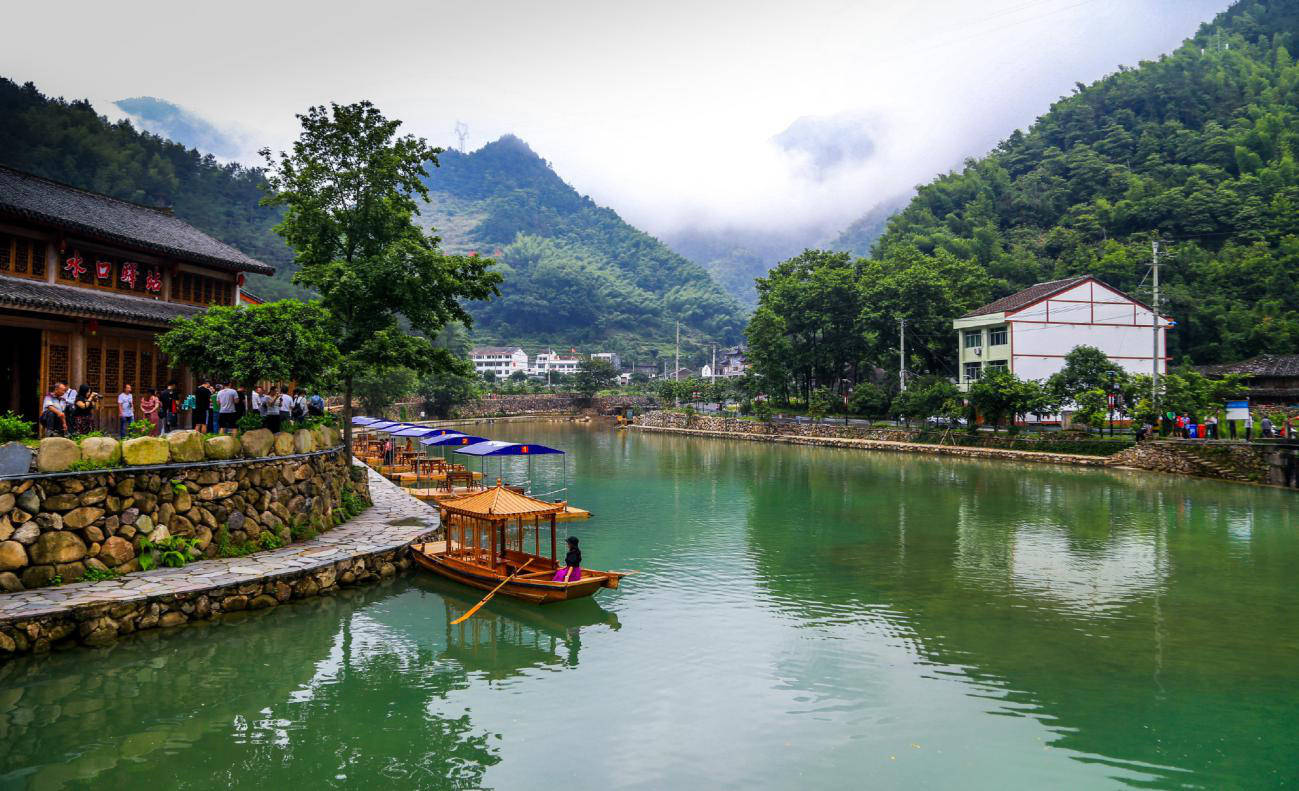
(351, 416, 380, 425)
(363, 421, 401, 430)
(454, 441, 565, 456)
(441, 483, 566, 521)
(420, 433, 489, 447)
(390, 426, 440, 437)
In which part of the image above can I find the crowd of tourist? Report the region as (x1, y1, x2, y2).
(38, 380, 325, 439)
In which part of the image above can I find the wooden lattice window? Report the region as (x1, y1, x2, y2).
(122, 350, 137, 392)
(175, 270, 234, 306)
(86, 346, 102, 394)
(141, 351, 154, 390)
(46, 344, 70, 391)
(1, 234, 46, 280)
(105, 350, 120, 394)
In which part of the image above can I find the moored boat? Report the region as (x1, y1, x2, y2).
(411, 483, 622, 604)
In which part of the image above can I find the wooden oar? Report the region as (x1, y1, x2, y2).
(450, 559, 533, 625)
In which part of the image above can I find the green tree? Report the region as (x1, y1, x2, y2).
(968, 368, 1045, 431)
(848, 382, 890, 418)
(573, 357, 618, 399)
(807, 386, 837, 421)
(158, 301, 337, 394)
(1047, 345, 1124, 406)
(353, 366, 417, 416)
(891, 375, 960, 425)
(261, 101, 502, 462)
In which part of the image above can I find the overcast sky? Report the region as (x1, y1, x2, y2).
(3, 0, 1229, 242)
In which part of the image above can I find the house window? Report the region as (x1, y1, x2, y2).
(988, 327, 1007, 346)
(964, 330, 982, 349)
(964, 361, 982, 381)
(0, 234, 47, 280)
(987, 360, 1008, 374)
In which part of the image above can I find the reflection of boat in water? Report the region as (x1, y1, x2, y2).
(417, 575, 621, 677)
(412, 484, 624, 604)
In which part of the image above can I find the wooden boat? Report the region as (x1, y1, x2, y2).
(411, 483, 622, 604)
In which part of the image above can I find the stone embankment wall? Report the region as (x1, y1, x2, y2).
(635, 411, 918, 441)
(1110, 441, 1276, 484)
(631, 412, 1110, 468)
(0, 432, 363, 594)
(453, 394, 658, 418)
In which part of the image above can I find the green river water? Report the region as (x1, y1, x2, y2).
(2, 422, 1298, 789)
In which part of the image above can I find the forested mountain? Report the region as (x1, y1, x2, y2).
(870, 0, 1299, 364)
(827, 196, 906, 259)
(115, 96, 244, 160)
(0, 78, 304, 301)
(416, 135, 745, 355)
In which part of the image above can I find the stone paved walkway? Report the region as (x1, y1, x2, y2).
(0, 465, 439, 624)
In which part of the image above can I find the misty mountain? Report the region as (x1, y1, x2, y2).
(115, 96, 245, 160)
(826, 196, 909, 258)
(417, 135, 746, 355)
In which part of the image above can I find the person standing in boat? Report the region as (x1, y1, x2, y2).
(553, 536, 582, 582)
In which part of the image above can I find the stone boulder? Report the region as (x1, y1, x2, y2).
(29, 532, 87, 565)
(204, 435, 240, 460)
(240, 428, 274, 458)
(0, 540, 27, 571)
(122, 436, 170, 466)
(97, 536, 135, 566)
(80, 436, 122, 466)
(293, 429, 316, 454)
(310, 427, 327, 450)
(198, 481, 239, 501)
(36, 437, 80, 472)
(62, 507, 103, 530)
(0, 442, 32, 476)
(321, 426, 340, 447)
(166, 430, 205, 462)
(273, 432, 295, 456)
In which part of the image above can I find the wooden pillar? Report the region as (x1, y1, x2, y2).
(550, 514, 557, 562)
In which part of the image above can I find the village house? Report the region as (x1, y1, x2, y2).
(0, 166, 273, 427)
(953, 275, 1171, 392)
(1197, 354, 1299, 408)
(718, 346, 748, 377)
(530, 350, 580, 377)
(471, 346, 529, 378)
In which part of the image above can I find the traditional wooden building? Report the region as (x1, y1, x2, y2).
(0, 165, 273, 427)
(1197, 354, 1299, 407)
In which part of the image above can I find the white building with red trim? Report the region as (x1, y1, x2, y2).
(953, 275, 1171, 392)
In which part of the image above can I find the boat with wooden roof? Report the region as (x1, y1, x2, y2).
(411, 482, 623, 604)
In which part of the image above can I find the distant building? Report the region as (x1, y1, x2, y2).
(530, 350, 580, 377)
(718, 346, 748, 377)
(953, 275, 1171, 392)
(590, 352, 621, 370)
(1197, 354, 1299, 406)
(471, 346, 529, 378)
(700, 364, 714, 379)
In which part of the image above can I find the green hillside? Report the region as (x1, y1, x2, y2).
(417, 135, 745, 355)
(870, 0, 1299, 364)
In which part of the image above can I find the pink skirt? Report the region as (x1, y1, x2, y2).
(552, 566, 581, 582)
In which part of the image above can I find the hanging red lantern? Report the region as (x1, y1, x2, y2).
(87, 319, 99, 336)
(237, 273, 245, 287)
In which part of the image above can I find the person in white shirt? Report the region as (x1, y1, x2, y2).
(264, 386, 282, 433)
(251, 385, 267, 416)
(116, 384, 134, 438)
(216, 383, 239, 434)
(279, 389, 295, 425)
(42, 382, 69, 436)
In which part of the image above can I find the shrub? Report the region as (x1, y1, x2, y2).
(81, 566, 121, 582)
(138, 535, 202, 570)
(126, 419, 154, 439)
(0, 411, 35, 442)
(237, 413, 264, 432)
(258, 530, 285, 550)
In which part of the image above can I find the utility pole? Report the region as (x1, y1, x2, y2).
(899, 317, 907, 392)
(1151, 239, 1160, 411)
(711, 345, 716, 383)
(674, 321, 680, 382)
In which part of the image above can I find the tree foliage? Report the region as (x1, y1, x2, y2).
(573, 357, 618, 399)
(158, 301, 337, 389)
(353, 367, 417, 416)
(261, 101, 502, 453)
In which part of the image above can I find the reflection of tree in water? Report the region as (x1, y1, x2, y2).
(0, 581, 502, 790)
(740, 452, 1299, 787)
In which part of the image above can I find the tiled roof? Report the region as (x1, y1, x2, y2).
(962, 275, 1091, 318)
(441, 484, 566, 519)
(1197, 354, 1299, 379)
(0, 166, 273, 275)
(0, 274, 202, 326)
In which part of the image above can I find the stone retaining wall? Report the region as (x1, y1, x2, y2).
(453, 394, 658, 418)
(1110, 441, 1275, 484)
(0, 446, 365, 594)
(635, 410, 919, 441)
(630, 422, 1110, 468)
(0, 466, 435, 657)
